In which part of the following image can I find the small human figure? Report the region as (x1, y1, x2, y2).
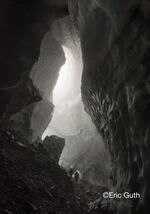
(74, 170, 80, 183)
(68, 165, 74, 177)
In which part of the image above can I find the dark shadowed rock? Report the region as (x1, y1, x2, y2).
(0, 75, 42, 141)
(43, 135, 65, 163)
(80, 1, 150, 213)
(0, 129, 87, 214)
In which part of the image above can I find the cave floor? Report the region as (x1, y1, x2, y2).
(72, 181, 115, 214)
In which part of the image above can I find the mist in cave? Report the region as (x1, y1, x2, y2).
(42, 42, 109, 186)
(42, 45, 81, 138)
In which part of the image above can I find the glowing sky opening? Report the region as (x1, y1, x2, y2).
(41, 44, 105, 176)
(53, 46, 75, 106)
(42, 45, 82, 139)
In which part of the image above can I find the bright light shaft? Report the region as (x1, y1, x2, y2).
(42, 45, 82, 139)
(53, 46, 75, 106)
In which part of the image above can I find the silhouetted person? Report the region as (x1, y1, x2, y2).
(74, 170, 80, 183)
(68, 165, 74, 177)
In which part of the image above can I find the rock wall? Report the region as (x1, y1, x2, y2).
(30, 30, 65, 141)
(0, 0, 68, 140)
(79, 0, 150, 212)
(0, 129, 87, 213)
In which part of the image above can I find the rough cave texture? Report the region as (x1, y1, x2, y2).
(79, 0, 150, 213)
(0, 129, 87, 214)
(1, 75, 42, 141)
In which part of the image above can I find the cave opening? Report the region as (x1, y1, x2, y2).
(28, 4, 110, 187)
(41, 42, 110, 187)
(42, 44, 80, 139)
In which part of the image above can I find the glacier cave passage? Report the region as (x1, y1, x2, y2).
(1, 1, 150, 213)
(42, 43, 110, 186)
